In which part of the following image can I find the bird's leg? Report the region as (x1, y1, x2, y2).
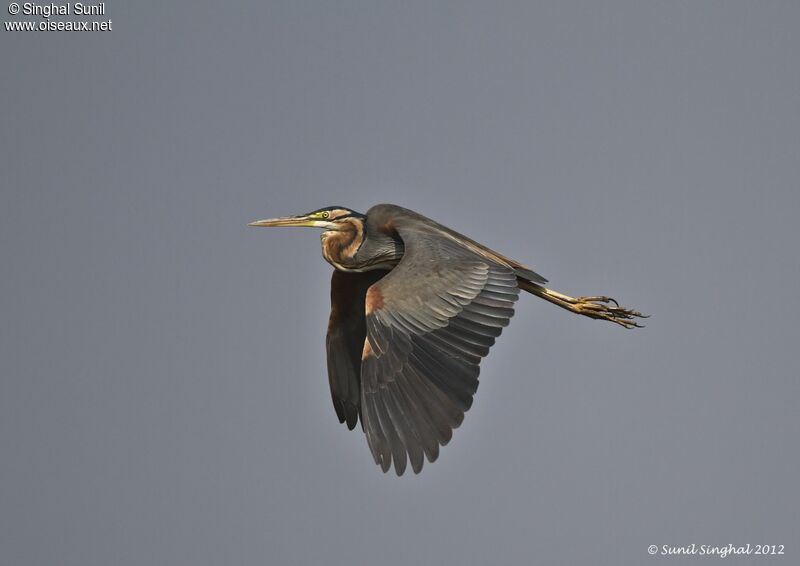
(518, 281, 647, 329)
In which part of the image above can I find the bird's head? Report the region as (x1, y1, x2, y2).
(250, 206, 368, 269)
(249, 206, 365, 232)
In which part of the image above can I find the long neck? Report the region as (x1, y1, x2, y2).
(320, 219, 365, 271)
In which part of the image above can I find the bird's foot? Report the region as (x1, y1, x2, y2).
(568, 295, 646, 329)
(539, 289, 647, 329)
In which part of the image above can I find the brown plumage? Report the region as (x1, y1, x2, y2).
(250, 204, 646, 475)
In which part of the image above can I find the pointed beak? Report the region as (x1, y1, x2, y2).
(248, 215, 316, 228)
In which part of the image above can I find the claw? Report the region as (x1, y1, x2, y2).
(570, 295, 646, 329)
(577, 296, 620, 307)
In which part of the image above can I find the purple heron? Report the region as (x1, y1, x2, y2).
(250, 204, 645, 475)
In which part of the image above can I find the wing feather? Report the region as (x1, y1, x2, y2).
(325, 270, 388, 429)
(360, 207, 520, 474)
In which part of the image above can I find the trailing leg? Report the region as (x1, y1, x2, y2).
(517, 280, 646, 329)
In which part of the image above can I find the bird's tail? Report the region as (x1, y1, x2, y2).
(517, 279, 647, 329)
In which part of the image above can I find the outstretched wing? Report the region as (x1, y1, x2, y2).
(360, 212, 520, 475)
(326, 269, 388, 429)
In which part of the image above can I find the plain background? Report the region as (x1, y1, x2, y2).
(2, 2, 798, 565)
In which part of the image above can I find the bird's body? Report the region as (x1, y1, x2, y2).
(250, 204, 644, 475)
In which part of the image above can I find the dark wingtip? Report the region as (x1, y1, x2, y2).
(333, 402, 346, 424)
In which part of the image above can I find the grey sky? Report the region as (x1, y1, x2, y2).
(1, 2, 798, 565)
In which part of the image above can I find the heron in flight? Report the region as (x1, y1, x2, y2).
(250, 204, 644, 475)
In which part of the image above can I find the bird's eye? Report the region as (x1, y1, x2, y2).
(321, 211, 330, 219)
